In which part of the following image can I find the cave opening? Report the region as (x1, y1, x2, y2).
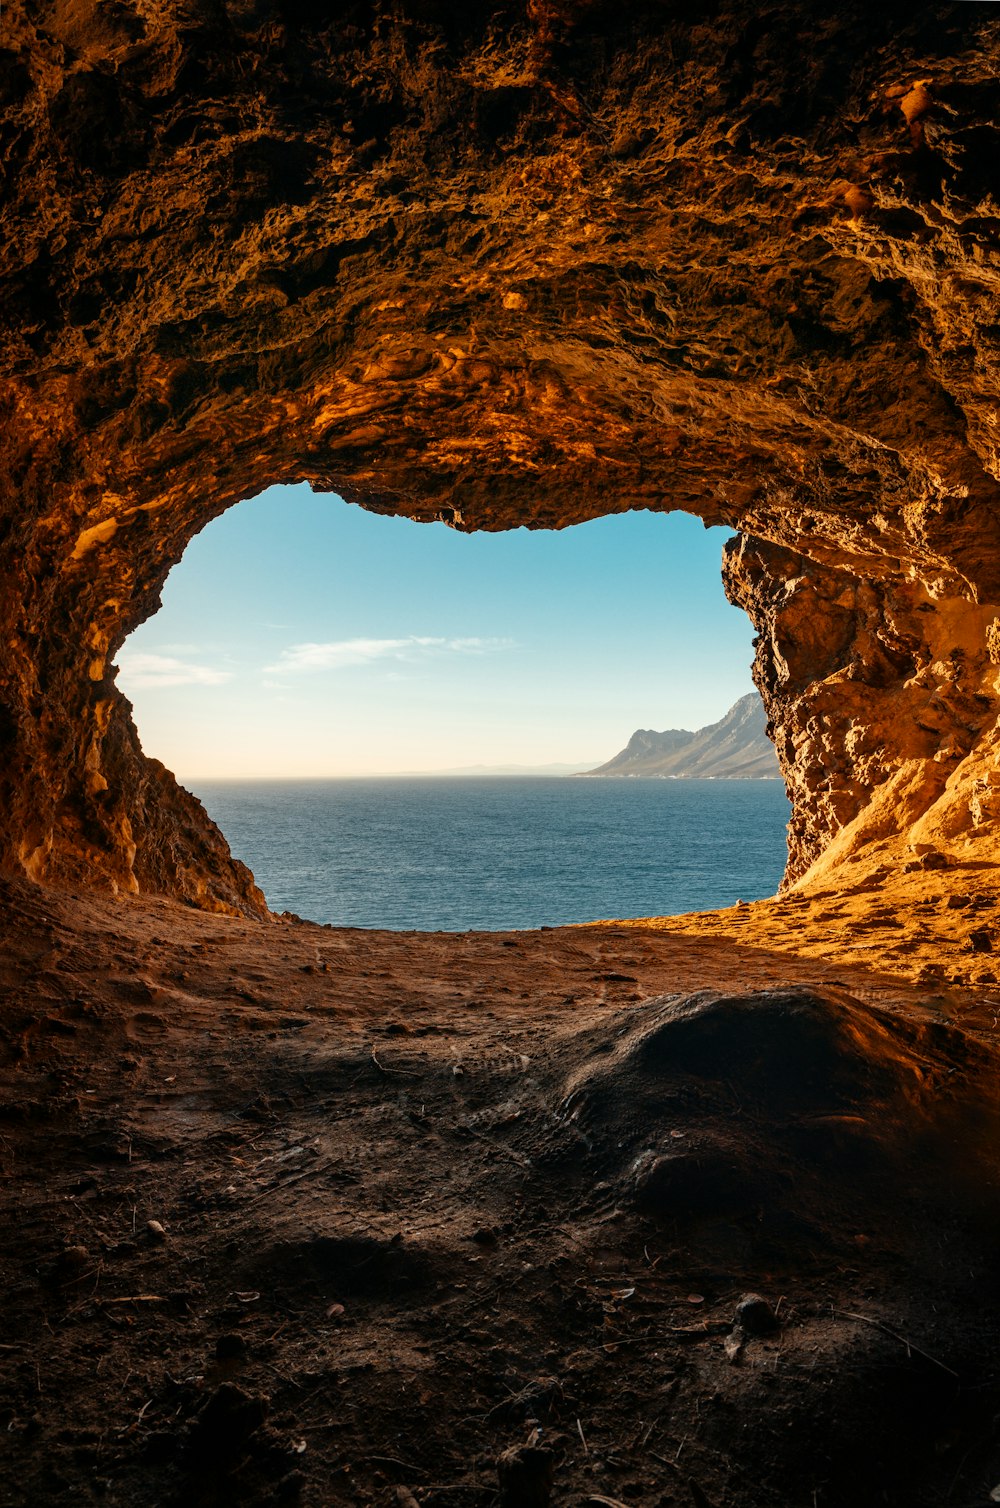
(10, 8, 1000, 1502)
(114, 484, 789, 928)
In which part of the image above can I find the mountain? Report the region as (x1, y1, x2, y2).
(580, 694, 781, 780)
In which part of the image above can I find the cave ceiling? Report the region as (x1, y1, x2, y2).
(2, 1, 1000, 910)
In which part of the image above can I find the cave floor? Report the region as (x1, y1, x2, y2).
(4, 876, 1000, 1508)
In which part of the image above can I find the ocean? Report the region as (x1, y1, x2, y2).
(190, 777, 791, 932)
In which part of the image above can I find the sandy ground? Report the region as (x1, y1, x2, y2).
(4, 874, 1000, 1507)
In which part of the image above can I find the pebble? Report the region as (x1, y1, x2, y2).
(734, 1292, 779, 1335)
(56, 1244, 90, 1279)
(146, 1220, 167, 1242)
(919, 852, 950, 870)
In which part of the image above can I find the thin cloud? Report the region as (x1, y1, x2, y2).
(116, 651, 233, 689)
(265, 635, 515, 675)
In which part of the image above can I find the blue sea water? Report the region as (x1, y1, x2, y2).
(189, 777, 791, 932)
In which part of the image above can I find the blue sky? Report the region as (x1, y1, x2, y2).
(116, 484, 757, 778)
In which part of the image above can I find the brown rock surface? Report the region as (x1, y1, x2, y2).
(10, 15, 1000, 1501)
(2, 2, 1000, 905)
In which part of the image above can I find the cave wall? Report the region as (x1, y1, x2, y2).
(2, 0, 1000, 912)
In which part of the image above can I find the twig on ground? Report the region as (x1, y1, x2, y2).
(371, 1045, 415, 1076)
(98, 1294, 165, 1305)
(244, 1162, 340, 1206)
(648, 1450, 681, 1473)
(360, 1455, 428, 1476)
(831, 1309, 959, 1378)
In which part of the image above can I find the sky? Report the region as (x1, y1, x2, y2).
(116, 484, 758, 778)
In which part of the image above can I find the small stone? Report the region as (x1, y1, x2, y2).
(59, 1243, 90, 1270)
(945, 894, 971, 909)
(919, 851, 950, 870)
(497, 1444, 555, 1508)
(734, 1293, 779, 1335)
(724, 1329, 745, 1364)
(470, 1226, 498, 1246)
(146, 1219, 167, 1242)
(969, 928, 994, 953)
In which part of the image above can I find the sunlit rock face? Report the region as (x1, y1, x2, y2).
(2, 1, 999, 910)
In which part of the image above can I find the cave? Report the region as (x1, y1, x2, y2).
(5, 3, 1000, 1504)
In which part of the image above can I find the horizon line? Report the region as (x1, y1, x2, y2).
(181, 765, 603, 782)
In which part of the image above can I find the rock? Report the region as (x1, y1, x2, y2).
(918, 852, 951, 871)
(146, 1219, 167, 1242)
(55, 1245, 91, 1280)
(968, 930, 994, 954)
(733, 1294, 779, 1336)
(724, 1330, 746, 1364)
(497, 1444, 555, 1508)
(3, 8, 1000, 910)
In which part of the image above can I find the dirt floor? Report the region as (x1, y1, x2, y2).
(5, 873, 1000, 1508)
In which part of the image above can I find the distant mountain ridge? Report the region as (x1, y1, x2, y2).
(581, 694, 781, 780)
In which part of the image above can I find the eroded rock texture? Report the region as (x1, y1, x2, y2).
(2, 1, 1000, 909)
